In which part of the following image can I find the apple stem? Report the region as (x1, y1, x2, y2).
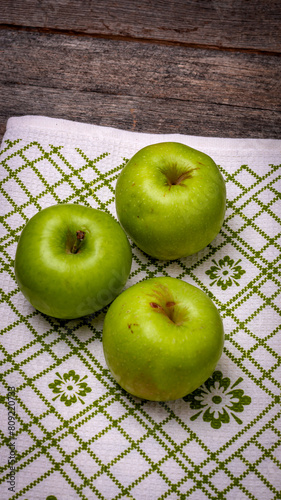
(165, 167, 199, 187)
(72, 231, 85, 254)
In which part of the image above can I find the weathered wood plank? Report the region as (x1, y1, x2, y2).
(1, 0, 280, 53)
(1, 30, 280, 141)
(1, 82, 280, 141)
(1, 30, 280, 112)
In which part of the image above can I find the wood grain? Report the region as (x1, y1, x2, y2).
(0, 1, 280, 141)
(1, 31, 279, 109)
(1, 84, 279, 140)
(0, 30, 280, 139)
(1, 0, 280, 53)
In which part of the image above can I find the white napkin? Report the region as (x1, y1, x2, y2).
(0, 115, 280, 500)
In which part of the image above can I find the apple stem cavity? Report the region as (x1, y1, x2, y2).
(71, 230, 85, 254)
(150, 300, 181, 325)
(161, 164, 199, 188)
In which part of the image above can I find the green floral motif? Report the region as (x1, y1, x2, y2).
(184, 371, 251, 429)
(49, 370, 92, 406)
(206, 255, 246, 290)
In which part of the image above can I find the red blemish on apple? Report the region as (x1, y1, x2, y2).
(150, 302, 162, 309)
(166, 301, 176, 308)
(128, 323, 139, 333)
(149, 300, 181, 325)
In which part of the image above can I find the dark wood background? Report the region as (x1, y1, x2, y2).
(1, 0, 281, 141)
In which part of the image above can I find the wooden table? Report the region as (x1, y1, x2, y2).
(1, 0, 280, 142)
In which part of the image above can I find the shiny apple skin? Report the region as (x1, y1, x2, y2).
(103, 277, 224, 401)
(115, 142, 226, 260)
(14, 204, 132, 319)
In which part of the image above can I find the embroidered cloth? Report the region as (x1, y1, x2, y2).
(0, 116, 280, 500)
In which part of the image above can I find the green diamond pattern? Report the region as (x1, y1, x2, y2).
(0, 132, 280, 500)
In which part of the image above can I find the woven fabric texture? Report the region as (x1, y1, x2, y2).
(0, 116, 280, 500)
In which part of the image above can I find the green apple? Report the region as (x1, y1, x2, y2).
(115, 142, 226, 260)
(103, 277, 224, 401)
(14, 204, 132, 319)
